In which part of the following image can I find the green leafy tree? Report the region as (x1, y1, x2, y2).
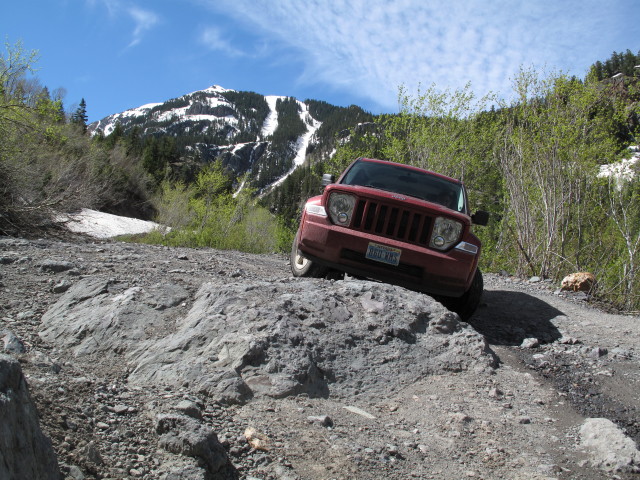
(496, 68, 618, 278)
(380, 83, 493, 181)
(595, 172, 640, 309)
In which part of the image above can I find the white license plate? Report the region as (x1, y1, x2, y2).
(365, 242, 401, 266)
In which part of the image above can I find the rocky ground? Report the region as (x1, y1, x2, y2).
(1, 233, 639, 480)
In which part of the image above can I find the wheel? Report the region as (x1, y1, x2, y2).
(290, 233, 329, 278)
(441, 268, 483, 321)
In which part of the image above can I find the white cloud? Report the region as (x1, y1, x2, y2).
(126, 6, 159, 48)
(87, 1, 159, 48)
(202, 0, 633, 112)
(200, 27, 245, 57)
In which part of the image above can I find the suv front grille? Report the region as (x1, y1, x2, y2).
(351, 199, 433, 246)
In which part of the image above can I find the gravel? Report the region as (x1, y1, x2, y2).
(1, 233, 639, 479)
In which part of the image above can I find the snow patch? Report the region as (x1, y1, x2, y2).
(265, 100, 322, 192)
(92, 85, 239, 136)
(261, 95, 285, 138)
(598, 146, 640, 190)
(193, 85, 231, 96)
(57, 209, 166, 239)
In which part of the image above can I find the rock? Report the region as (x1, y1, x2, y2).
(488, 387, 504, 399)
(112, 404, 130, 414)
(579, 418, 640, 473)
(156, 413, 234, 477)
(521, 338, 540, 348)
(561, 272, 596, 293)
(205, 371, 254, 405)
(589, 347, 608, 358)
(39, 278, 180, 357)
(610, 347, 632, 358)
(144, 283, 190, 311)
(449, 412, 472, 423)
(307, 415, 333, 427)
(175, 400, 203, 420)
(124, 280, 496, 402)
(83, 441, 104, 465)
(244, 427, 270, 451)
(16, 310, 36, 320)
(343, 405, 376, 419)
(39, 259, 75, 273)
(0, 354, 61, 480)
(159, 464, 208, 480)
(67, 464, 85, 479)
(427, 311, 460, 334)
(0, 255, 17, 265)
(360, 291, 385, 312)
(387, 444, 400, 456)
(2, 330, 26, 354)
(52, 279, 72, 293)
(27, 350, 61, 373)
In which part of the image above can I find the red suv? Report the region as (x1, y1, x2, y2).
(291, 158, 489, 319)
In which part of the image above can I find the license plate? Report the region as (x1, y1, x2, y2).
(365, 242, 401, 266)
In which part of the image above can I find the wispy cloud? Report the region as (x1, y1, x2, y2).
(87, 0, 159, 48)
(202, 0, 633, 111)
(200, 26, 245, 57)
(126, 6, 159, 48)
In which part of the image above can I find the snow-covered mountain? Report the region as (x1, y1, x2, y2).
(89, 86, 372, 192)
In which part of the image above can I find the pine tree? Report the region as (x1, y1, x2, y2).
(71, 98, 88, 133)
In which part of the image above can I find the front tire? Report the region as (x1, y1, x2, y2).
(290, 233, 329, 278)
(441, 268, 483, 321)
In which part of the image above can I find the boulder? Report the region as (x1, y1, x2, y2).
(39, 276, 497, 405)
(156, 413, 235, 478)
(561, 272, 596, 292)
(0, 354, 61, 480)
(580, 417, 640, 473)
(1, 330, 26, 354)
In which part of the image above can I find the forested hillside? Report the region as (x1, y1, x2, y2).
(287, 59, 639, 311)
(88, 87, 373, 194)
(587, 48, 640, 81)
(1, 41, 639, 310)
(0, 42, 155, 231)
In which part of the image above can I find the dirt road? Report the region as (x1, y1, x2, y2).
(1, 235, 638, 479)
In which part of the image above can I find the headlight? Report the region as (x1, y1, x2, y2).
(327, 192, 357, 225)
(305, 203, 327, 216)
(430, 217, 463, 251)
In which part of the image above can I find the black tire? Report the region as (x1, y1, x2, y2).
(442, 268, 483, 321)
(290, 233, 329, 278)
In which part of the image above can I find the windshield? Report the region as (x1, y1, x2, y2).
(340, 160, 465, 212)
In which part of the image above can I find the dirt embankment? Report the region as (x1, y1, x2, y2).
(1, 235, 639, 480)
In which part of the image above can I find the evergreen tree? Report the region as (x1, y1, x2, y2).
(587, 49, 640, 81)
(71, 98, 88, 132)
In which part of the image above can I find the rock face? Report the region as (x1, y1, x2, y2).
(0, 354, 61, 480)
(561, 272, 596, 292)
(39, 277, 496, 405)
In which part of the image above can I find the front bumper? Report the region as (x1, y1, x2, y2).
(297, 213, 479, 298)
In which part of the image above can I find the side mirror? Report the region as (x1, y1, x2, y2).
(471, 210, 489, 226)
(322, 174, 335, 187)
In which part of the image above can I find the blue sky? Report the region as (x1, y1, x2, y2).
(3, 0, 639, 123)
